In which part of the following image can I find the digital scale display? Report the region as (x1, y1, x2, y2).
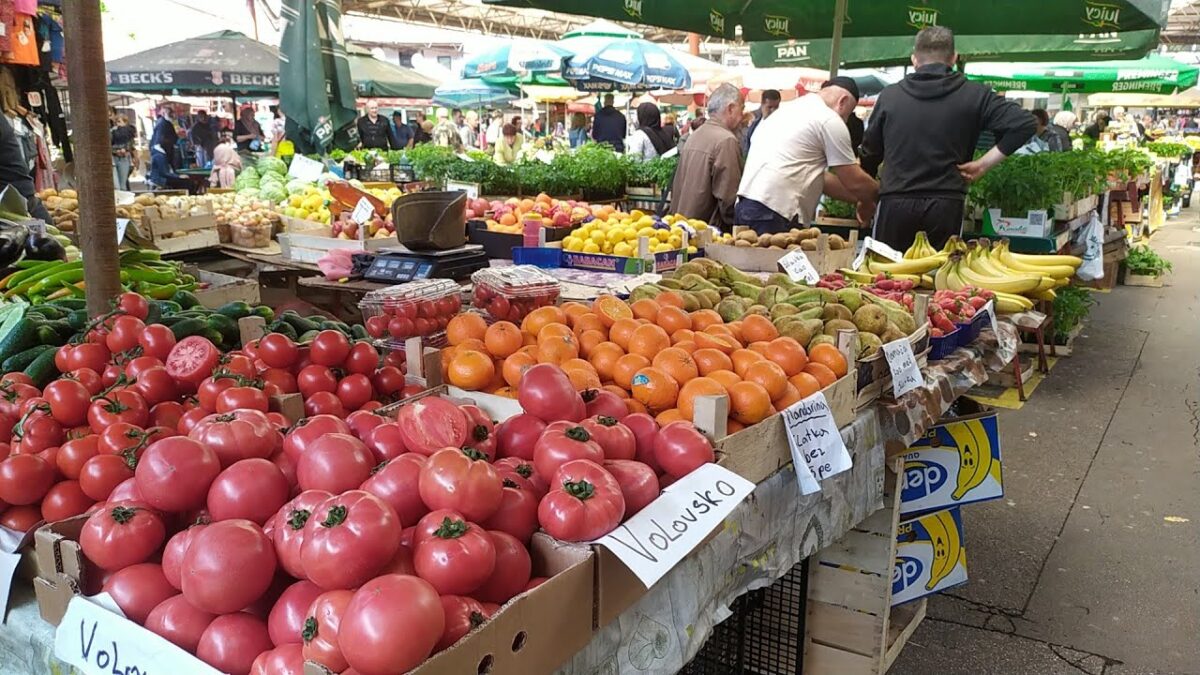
(363, 246, 489, 283)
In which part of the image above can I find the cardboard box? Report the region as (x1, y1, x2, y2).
(899, 400, 1002, 517)
(560, 249, 687, 275)
(892, 507, 968, 606)
(278, 219, 395, 265)
(703, 230, 856, 275)
(982, 208, 1051, 238)
(130, 204, 219, 254)
(33, 514, 90, 626)
(1052, 193, 1099, 221)
(190, 268, 261, 308)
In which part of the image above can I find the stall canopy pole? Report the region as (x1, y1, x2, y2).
(828, 0, 848, 78)
(64, 0, 120, 317)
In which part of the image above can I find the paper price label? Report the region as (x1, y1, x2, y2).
(350, 197, 374, 225)
(982, 299, 998, 336)
(865, 236, 904, 262)
(55, 596, 222, 675)
(115, 218, 130, 244)
(779, 249, 819, 284)
(882, 338, 923, 398)
(782, 392, 852, 494)
(595, 463, 755, 588)
(446, 180, 480, 200)
(287, 154, 324, 183)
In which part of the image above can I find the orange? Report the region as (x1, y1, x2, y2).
(656, 408, 684, 426)
(589, 342, 625, 382)
(773, 383, 804, 411)
(572, 313, 606, 336)
(694, 332, 738, 354)
(602, 384, 628, 399)
(727, 381, 773, 425)
(673, 340, 698, 355)
(485, 357, 507, 392)
(536, 192, 552, 204)
(456, 337, 487, 354)
(562, 360, 601, 391)
(612, 353, 651, 390)
(447, 350, 495, 391)
(537, 336, 579, 365)
(743, 360, 788, 400)
(521, 306, 567, 337)
(789, 372, 822, 399)
(492, 386, 518, 399)
(517, 344, 538, 359)
(630, 367, 679, 413)
(808, 343, 849, 378)
(498, 213, 517, 226)
(652, 347, 699, 384)
(502, 352, 537, 388)
(522, 332, 537, 347)
(592, 295, 633, 328)
(731, 349, 765, 378)
(627, 324, 670, 360)
(537, 323, 573, 344)
(560, 358, 595, 375)
(656, 306, 693, 334)
(740, 314, 778, 344)
(561, 302, 591, 324)
(678, 376, 727, 420)
(693, 348, 734, 375)
(707, 369, 742, 391)
(519, 198, 536, 211)
(577, 329, 607, 358)
(724, 321, 744, 344)
(484, 321, 523, 358)
(765, 337, 808, 376)
(608, 318, 641, 350)
(726, 418, 746, 434)
(803, 362, 837, 388)
(630, 299, 660, 322)
(439, 345, 458, 371)
(670, 328, 695, 345)
(446, 313, 488, 346)
(690, 309, 723, 332)
(748, 341, 770, 357)
(655, 291, 686, 308)
(625, 398, 648, 415)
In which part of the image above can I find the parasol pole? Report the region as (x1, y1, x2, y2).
(829, 0, 847, 78)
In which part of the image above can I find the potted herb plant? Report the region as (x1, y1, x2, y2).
(1122, 245, 1172, 287)
(1051, 285, 1095, 350)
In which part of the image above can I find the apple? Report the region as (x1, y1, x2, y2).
(552, 212, 571, 227)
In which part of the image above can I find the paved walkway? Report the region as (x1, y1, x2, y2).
(891, 209, 1200, 675)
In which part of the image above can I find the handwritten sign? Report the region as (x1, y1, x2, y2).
(115, 218, 130, 244)
(350, 197, 374, 225)
(778, 249, 819, 284)
(595, 463, 755, 588)
(54, 596, 222, 675)
(446, 180, 480, 200)
(981, 299, 998, 336)
(865, 236, 904, 262)
(882, 338, 922, 398)
(287, 154, 324, 183)
(782, 392, 852, 494)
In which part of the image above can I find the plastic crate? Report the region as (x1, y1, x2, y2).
(511, 246, 562, 268)
(928, 328, 962, 361)
(358, 278, 461, 348)
(955, 309, 989, 346)
(470, 265, 561, 324)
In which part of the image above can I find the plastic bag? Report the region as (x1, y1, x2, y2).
(317, 248, 355, 280)
(1076, 212, 1104, 281)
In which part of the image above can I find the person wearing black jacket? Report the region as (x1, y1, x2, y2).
(357, 101, 398, 151)
(592, 94, 627, 152)
(861, 26, 1035, 251)
(0, 116, 50, 222)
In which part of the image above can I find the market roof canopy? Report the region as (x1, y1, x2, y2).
(347, 46, 440, 98)
(967, 54, 1199, 94)
(486, 0, 1169, 42)
(106, 30, 280, 95)
(1089, 87, 1200, 108)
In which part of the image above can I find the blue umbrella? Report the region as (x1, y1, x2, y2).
(562, 38, 692, 91)
(433, 79, 517, 107)
(462, 42, 573, 80)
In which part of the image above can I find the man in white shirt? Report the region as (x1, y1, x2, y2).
(736, 77, 879, 234)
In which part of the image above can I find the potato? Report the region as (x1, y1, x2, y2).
(757, 234, 772, 248)
(59, 189, 77, 199)
(798, 227, 821, 240)
(828, 234, 846, 250)
(800, 239, 818, 251)
(735, 230, 758, 243)
(769, 233, 791, 248)
(734, 239, 753, 247)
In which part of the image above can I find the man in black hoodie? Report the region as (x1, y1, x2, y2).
(861, 27, 1035, 251)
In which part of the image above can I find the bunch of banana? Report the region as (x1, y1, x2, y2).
(936, 253, 1035, 313)
(838, 267, 934, 288)
(902, 231, 939, 259)
(863, 250, 947, 276)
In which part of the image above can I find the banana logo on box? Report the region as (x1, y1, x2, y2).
(893, 508, 968, 605)
(948, 419, 994, 500)
(902, 417, 1002, 515)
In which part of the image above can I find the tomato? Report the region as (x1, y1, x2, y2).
(166, 336, 222, 391)
(301, 490, 400, 590)
(282, 414, 350, 462)
(219, 353, 257, 379)
(40, 481, 95, 521)
(518, 364, 586, 423)
(460, 404, 497, 460)
(162, 522, 207, 590)
(177, 407, 209, 435)
(80, 502, 166, 571)
(363, 422, 408, 463)
(258, 333, 300, 369)
(250, 644, 304, 675)
(435, 595, 488, 652)
(116, 291, 150, 319)
(207, 459, 290, 525)
(474, 530, 532, 604)
(190, 410, 283, 467)
(303, 391, 345, 418)
(335, 373, 373, 411)
(533, 424, 605, 482)
(1, 371, 33, 387)
(63, 342, 111, 374)
(14, 402, 63, 454)
(79, 454, 136, 501)
(216, 385, 270, 413)
(296, 365, 338, 399)
(197, 375, 237, 413)
(0, 454, 55, 505)
(124, 355, 164, 381)
(0, 383, 38, 420)
(261, 368, 298, 396)
(135, 324, 176, 361)
(582, 388, 628, 420)
(581, 415, 637, 461)
(491, 413, 544, 462)
(395, 396, 469, 456)
(344, 409, 386, 442)
(57, 436, 99, 479)
(301, 589, 353, 672)
(135, 436, 221, 512)
(378, 542, 416, 576)
(371, 365, 406, 398)
(197, 612, 274, 675)
(144, 594, 216, 653)
(43, 379, 90, 427)
(360, 453, 428, 528)
(268, 580, 323, 647)
(413, 515, 496, 596)
(538, 459, 626, 542)
(88, 390, 149, 433)
(97, 422, 144, 456)
(182, 519, 277, 614)
(295, 433, 373, 494)
(310, 330, 351, 367)
(621, 412, 662, 474)
(0, 504, 41, 533)
(100, 364, 124, 389)
(653, 421, 715, 478)
(603, 460, 661, 517)
(342, 341, 379, 376)
(105, 315, 146, 354)
(271, 490, 333, 579)
(148, 401, 185, 430)
(340, 574, 444, 675)
(418, 447, 503, 523)
(270, 450, 297, 489)
(481, 478, 540, 544)
(493, 457, 548, 497)
(102, 562, 176, 624)
(412, 508, 467, 544)
(106, 476, 144, 503)
(128, 366, 177, 407)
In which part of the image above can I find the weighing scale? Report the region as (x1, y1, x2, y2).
(362, 244, 489, 282)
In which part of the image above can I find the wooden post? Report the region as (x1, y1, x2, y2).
(829, 0, 848, 78)
(64, 0, 121, 317)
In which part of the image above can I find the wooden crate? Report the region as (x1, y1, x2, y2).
(130, 204, 219, 253)
(704, 230, 857, 275)
(190, 268, 261, 308)
(1122, 272, 1164, 288)
(804, 460, 927, 675)
(277, 220, 396, 264)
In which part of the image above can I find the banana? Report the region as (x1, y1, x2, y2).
(948, 420, 992, 500)
(903, 231, 936, 259)
(924, 509, 962, 590)
(1030, 288, 1057, 301)
(996, 242, 1076, 278)
(838, 268, 877, 284)
(919, 274, 934, 289)
(956, 262, 1044, 294)
(944, 260, 967, 292)
(866, 253, 947, 275)
(933, 260, 952, 291)
(968, 249, 1012, 278)
(992, 291, 1034, 312)
(1007, 251, 1083, 268)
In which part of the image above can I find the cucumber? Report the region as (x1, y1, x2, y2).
(269, 320, 299, 340)
(67, 309, 89, 331)
(281, 313, 319, 334)
(0, 316, 38, 364)
(199, 327, 224, 345)
(1, 344, 53, 372)
(351, 324, 368, 340)
(298, 329, 320, 343)
(33, 304, 65, 320)
(320, 321, 353, 337)
(250, 306, 275, 322)
(206, 314, 239, 344)
(156, 315, 185, 327)
(170, 318, 208, 340)
(172, 290, 200, 309)
(36, 324, 65, 346)
(154, 300, 183, 317)
(216, 302, 252, 320)
(24, 347, 60, 387)
(48, 298, 86, 311)
(145, 301, 162, 325)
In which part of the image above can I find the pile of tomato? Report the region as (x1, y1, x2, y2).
(363, 291, 462, 342)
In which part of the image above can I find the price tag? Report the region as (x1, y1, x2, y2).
(981, 299, 998, 336)
(594, 463, 755, 588)
(778, 248, 819, 284)
(864, 236, 904, 262)
(456, 153, 476, 162)
(350, 197, 374, 225)
(287, 154, 324, 182)
(782, 392, 852, 494)
(882, 338, 923, 398)
(54, 596, 222, 675)
(535, 149, 555, 164)
(446, 180, 480, 200)
(115, 218, 130, 244)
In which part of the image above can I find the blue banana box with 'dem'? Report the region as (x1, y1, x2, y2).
(893, 507, 968, 606)
(899, 401, 1002, 518)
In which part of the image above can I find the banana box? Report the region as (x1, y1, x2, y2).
(899, 405, 1002, 517)
(892, 507, 968, 606)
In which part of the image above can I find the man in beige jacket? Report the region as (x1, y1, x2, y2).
(669, 83, 744, 230)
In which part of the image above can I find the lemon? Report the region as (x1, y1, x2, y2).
(582, 241, 601, 253)
(637, 226, 657, 239)
(655, 230, 670, 242)
(613, 241, 633, 257)
(601, 241, 613, 253)
(564, 236, 583, 252)
(667, 235, 682, 249)
(606, 229, 625, 245)
(653, 242, 673, 253)
(691, 219, 709, 231)
(630, 209, 645, 220)
(687, 245, 699, 254)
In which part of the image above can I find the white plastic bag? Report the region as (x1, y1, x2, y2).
(1076, 211, 1104, 281)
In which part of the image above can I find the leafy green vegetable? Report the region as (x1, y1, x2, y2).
(1052, 285, 1095, 342)
(1125, 245, 1173, 276)
(821, 199, 856, 219)
(1146, 141, 1191, 159)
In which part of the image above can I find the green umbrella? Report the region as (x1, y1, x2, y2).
(347, 46, 440, 98)
(966, 54, 1199, 94)
(280, 0, 359, 153)
(105, 30, 279, 95)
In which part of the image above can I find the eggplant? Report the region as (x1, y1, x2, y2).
(0, 220, 28, 267)
(25, 233, 65, 261)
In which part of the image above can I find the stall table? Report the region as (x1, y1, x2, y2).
(176, 168, 212, 195)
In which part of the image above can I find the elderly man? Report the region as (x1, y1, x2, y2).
(1045, 111, 1075, 152)
(357, 101, 398, 150)
(860, 26, 1035, 251)
(737, 78, 879, 234)
(669, 83, 745, 231)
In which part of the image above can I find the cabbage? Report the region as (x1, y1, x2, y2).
(258, 185, 286, 202)
(286, 179, 312, 194)
(259, 173, 284, 187)
(237, 187, 259, 198)
(240, 166, 259, 181)
(257, 156, 288, 177)
(234, 175, 258, 191)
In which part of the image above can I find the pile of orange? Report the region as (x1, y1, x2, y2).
(439, 292, 848, 432)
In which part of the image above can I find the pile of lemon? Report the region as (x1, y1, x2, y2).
(561, 211, 709, 257)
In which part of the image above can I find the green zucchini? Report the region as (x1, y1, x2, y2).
(216, 302, 252, 320)
(24, 347, 60, 387)
(0, 317, 38, 364)
(1, 344, 54, 372)
(170, 318, 208, 340)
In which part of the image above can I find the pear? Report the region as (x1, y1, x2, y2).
(771, 304, 800, 321)
(757, 285, 789, 307)
(822, 319, 858, 337)
(821, 304, 853, 322)
(835, 288, 865, 313)
(853, 305, 888, 336)
(780, 318, 824, 347)
(858, 332, 883, 358)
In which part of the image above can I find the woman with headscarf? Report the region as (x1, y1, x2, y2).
(624, 102, 674, 161)
(209, 131, 242, 189)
